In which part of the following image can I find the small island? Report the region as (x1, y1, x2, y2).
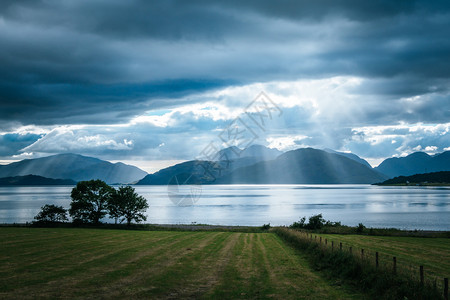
(374, 171, 450, 186)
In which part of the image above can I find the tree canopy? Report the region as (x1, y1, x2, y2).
(34, 204, 68, 223)
(108, 186, 149, 225)
(69, 180, 115, 224)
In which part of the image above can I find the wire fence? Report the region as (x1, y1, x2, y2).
(282, 229, 448, 300)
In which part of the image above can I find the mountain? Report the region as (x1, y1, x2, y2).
(0, 154, 147, 184)
(374, 171, 450, 186)
(136, 158, 263, 185)
(217, 145, 282, 160)
(137, 145, 283, 185)
(375, 151, 450, 178)
(136, 160, 216, 185)
(0, 175, 76, 186)
(323, 148, 372, 168)
(216, 148, 387, 184)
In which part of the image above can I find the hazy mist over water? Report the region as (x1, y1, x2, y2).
(1, 185, 449, 230)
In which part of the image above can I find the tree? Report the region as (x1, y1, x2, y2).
(69, 180, 115, 224)
(108, 186, 149, 226)
(34, 204, 68, 223)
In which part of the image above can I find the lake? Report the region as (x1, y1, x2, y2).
(0, 184, 449, 230)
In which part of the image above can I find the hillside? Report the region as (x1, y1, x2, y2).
(375, 151, 450, 178)
(0, 154, 147, 184)
(217, 148, 387, 184)
(0, 175, 76, 186)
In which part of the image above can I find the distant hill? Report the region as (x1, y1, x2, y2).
(375, 171, 450, 186)
(216, 148, 387, 184)
(375, 151, 450, 178)
(0, 175, 76, 186)
(0, 154, 147, 184)
(323, 148, 372, 168)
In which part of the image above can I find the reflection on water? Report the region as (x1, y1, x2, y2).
(0, 185, 449, 230)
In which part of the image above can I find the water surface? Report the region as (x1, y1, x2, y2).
(0, 185, 449, 230)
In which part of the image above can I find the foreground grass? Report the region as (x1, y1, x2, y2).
(313, 233, 450, 279)
(0, 228, 363, 299)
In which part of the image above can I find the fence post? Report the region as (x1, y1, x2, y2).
(320, 237, 322, 244)
(444, 277, 448, 300)
(331, 241, 334, 251)
(339, 242, 342, 251)
(361, 249, 364, 260)
(325, 239, 327, 245)
(393, 257, 397, 275)
(376, 252, 379, 268)
(420, 266, 424, 286)
(349, 246, 352, 254)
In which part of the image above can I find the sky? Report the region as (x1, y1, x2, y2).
(0, 0, 449, 173)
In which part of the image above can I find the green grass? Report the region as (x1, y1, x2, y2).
(313, 233, 450, 280)
(275, 228, 446, 300)
(0, 228, 364, 299)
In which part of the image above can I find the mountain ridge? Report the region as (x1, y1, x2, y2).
(375, 151, 450, 178)
(0, 153, 148, 184)
(216, 148, 387, 184)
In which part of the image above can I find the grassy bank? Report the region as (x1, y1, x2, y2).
(0, 227, 363, 299)
(274, 228, 447, 300)
(314, 232, 450, 279)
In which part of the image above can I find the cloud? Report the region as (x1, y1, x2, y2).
(1, 1, 450, 129)
(1, 1, 450, 167)
(1, 77, 447, 166)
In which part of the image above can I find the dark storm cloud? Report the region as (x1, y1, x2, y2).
(0, 133, 42, 156)
(0, 0, 450, 128)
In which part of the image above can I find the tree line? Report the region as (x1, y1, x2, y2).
(34, 180, 149, 226)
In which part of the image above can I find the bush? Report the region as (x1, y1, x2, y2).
(356, 223, 365, 233)
(261, 223, 271, 230)
(290, 214, 332, 230)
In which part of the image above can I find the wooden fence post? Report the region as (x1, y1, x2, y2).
(420, 266, 424, 286)
(444, 277, 448, 300)
(339, 242, 342, 251)
(349, 246, 352, 254)
(393, 257, 397, 275)
(325, 239, 327, 245)
(320, 237, 322, 244)
(331, 241, 334, 251)
(361, 249, 364, 260)
(376, 252, 379, 268)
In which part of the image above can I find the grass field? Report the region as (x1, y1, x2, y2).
(0, 228, 364, 299)
(314, 233, 450, 280)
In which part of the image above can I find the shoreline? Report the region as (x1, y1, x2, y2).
(1, 223, 449, 237)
